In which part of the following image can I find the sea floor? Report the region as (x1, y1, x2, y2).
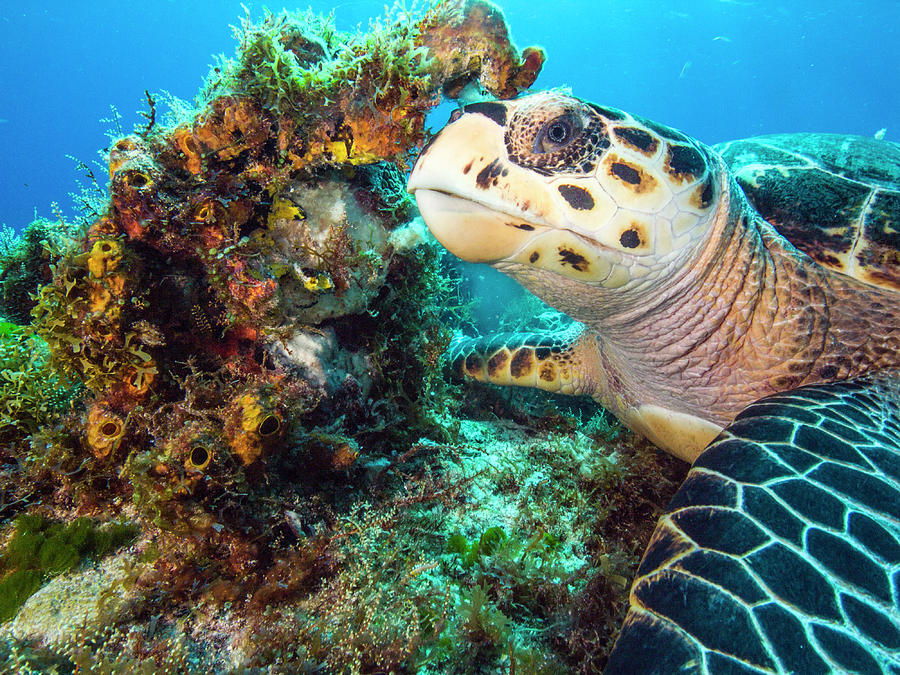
(0, 384, 685, 674)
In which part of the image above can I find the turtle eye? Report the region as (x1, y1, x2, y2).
(534, 114, 583, 153)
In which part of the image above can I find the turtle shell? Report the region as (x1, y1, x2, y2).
(715, 134, 900, 292)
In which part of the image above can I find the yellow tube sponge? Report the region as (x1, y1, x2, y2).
(228, 392, 284, 465)
(87, 240, 123, 279)
(172, 126, 203, 175)
(185, 444, 213, 472)
(85, 404, 126, 458)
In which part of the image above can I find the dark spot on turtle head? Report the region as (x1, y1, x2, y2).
(475, 159, 505, 189)
(558, 247, 590, 271)
(465, 353, 484, 376)
(463, 160, 474, 174)
(619, 229, 641, 249)
(588, 103, 626, 121)
(510, 348, 535, 378)
(557, 184, 595, 210)
(487, 350, 509, 377)
(701, 177, 714, 206)
(464, 101, 508, 127)
(613, 126, 659, 155)
(535, 347, 551, 360)
(539, 362, 556, 382)
(529, 251, 540, 263)
(509, 222, 535, 231)
(819, 364, 839, 379)
(690, 176, 715, 209)
(702, 177, 714, 203)
(666, 144, 707, 182)
(611, 161, 642, 186)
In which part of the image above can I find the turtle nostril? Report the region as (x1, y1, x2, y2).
(449, 108, 464, 123)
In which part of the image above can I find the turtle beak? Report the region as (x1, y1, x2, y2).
(408, 114, 558, 263)
(410, 188, 541, 262)
(407, 112, 503, 198)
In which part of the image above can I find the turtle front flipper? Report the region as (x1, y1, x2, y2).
(605, 368, 900, 675)
(448, 324, 601, 398)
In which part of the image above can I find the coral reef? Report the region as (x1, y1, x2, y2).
(0, 1, 683, 672)
(418, 0, 545, 99)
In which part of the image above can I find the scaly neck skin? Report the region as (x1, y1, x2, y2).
(596, 182, 900, 427)
(512, 178, 900, 430)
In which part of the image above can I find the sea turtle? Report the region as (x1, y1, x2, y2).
(407, 91, 900, 673)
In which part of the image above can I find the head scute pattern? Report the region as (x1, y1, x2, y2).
(497, 93, 722, 267)
(410, 91, 727, 295)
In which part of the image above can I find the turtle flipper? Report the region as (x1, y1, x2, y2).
(447, 324, 600, 397)
(605, 368, 900, 675)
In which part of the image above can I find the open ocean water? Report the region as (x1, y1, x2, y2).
(0, 0, 898, 233)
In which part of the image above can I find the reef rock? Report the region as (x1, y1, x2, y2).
(7, 553, 144, 649)
(269, 173, 425, 325)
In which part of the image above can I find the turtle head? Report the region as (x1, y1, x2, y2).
(408, 92, 722, 293)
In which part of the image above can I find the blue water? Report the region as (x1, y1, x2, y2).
(1, 0, 897, 232)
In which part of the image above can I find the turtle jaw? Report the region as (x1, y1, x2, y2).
(411, 188, 550, 263)
(408, 109, 569, 264)
(412, 186, 635, 287)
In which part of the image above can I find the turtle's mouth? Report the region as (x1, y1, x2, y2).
(412, 188, 553, 263)
(412, 187, 613, 264)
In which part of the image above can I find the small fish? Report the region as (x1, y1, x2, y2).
(874, 128, 887, 140)
(679, 61, 692, 79)
(713, 36, 732, 42)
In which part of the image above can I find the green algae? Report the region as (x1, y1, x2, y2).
(0, 218, 78, 325)
(209, 6, 431, 126)
(0, 329, 81, 444)
(0, 515, 139, 622)
(0, 570, 42, 623)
